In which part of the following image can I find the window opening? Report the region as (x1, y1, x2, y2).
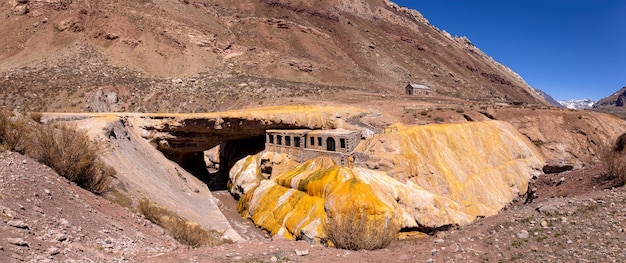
(326, 137, 336, 151)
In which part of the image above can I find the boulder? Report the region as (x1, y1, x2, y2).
(12, 4, 28, 15)
(542, 164, 574, 174)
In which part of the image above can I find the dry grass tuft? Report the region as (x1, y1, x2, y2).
(326, 207, 400, 250)
(138, 198, 229, 247)
(106, 190, 134, 210)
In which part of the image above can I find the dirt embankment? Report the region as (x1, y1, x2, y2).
(0, 151, 179, 262)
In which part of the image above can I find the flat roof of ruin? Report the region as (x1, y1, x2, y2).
(266, 128, 359, 136)
(308, 128, 359, 136)
(408, 83, 431, 90)
(266, 129, 313, 134)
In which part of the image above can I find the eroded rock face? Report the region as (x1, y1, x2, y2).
(230, 120, 545, 243)
(355, 121, 545, 218)
(493, 109, 626, 169)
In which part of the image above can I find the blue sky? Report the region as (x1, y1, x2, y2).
(393, 0, 626, 101)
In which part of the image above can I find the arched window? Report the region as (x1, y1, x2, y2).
(326, 137, 336, 152)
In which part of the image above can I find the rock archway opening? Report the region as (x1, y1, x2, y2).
(163, 136, 266, 191)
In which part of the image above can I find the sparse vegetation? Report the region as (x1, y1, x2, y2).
(33, 124, 113, 194)
(138, 198, 229, 247)
(106, 190, 134, 210)
(600, 142, 626, 187)
(326, 207, 400, 250)
(0, 109, 113, 194)
(0, 110, 32, 153)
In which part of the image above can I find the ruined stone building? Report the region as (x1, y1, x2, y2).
(405, 83, 432, 96)
(265, 129, 361, 166)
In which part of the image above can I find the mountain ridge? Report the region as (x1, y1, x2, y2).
(593, 86, 626, 119)
(0, 0, 549, 112)
(595, 86, 626, 107)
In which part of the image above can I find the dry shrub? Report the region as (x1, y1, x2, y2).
(601, 143, 626, 187)
(0, 110, 32, 153)
(326, 207, 400, 250)
(139, 198, 228, 247)
(32, 124, 112, 194)
(106, 189, 134, 210)
(170, 220, 223, 248)
(1, 109, 114, 195)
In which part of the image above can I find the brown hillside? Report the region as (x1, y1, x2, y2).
(0, 0, 547, 112)
(596, 86, 626, 107)
(594, 86, 626, 119)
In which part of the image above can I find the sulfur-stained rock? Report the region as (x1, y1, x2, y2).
(355, 121, 545, 219)
(231, 120, 545, 246)
(233, 156, 402, 247)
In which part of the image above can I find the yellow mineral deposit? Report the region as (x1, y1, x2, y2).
(231, 119, 545, 245)
(357, 121, 544, 218)
(233, 156, 400, 244)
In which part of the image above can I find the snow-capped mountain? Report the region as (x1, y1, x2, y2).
(557, 99, 595, 109)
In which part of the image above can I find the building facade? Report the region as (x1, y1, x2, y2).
(265, 129, 361, 166)
(405, 83, 432, 96)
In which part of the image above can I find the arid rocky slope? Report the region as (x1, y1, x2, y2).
(0, 151, 179, 262)
(3, 130, 626, 263)
(1, 0, 547, 113)
(594, 86, 626, 119)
